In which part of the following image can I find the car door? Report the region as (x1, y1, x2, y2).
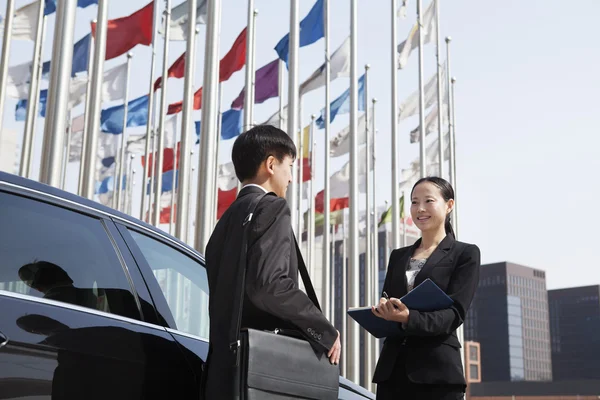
(0, 187, 194, 399)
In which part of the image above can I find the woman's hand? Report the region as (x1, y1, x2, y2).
(371, 297, 410, 324)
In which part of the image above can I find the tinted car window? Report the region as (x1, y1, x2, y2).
(0, 192, 140, 320)
(127, 229, 209, 340)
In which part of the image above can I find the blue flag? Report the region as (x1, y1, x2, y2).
(42, 33, 91, 79)
(315, 74, 365, 129)
(44, 0, 98, 15)
(146, 170, 179, 194)
(95, 174, 126, 195)
(195, 109, 243, 143)
(15, 89, 48, 121)
(274, 0, 324, 64)
(101, 95, 149, 134)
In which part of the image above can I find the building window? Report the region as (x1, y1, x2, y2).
(469, 364, 479, 381)
(469, 345, 478, 361)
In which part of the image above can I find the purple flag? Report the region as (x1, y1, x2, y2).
(231, 59, 279, 109)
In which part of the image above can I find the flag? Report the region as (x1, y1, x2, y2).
(6, 62, 33, 99)
(299, 124, 310, 159)
(315, 192, 349, 214)
(141, 143, 181, 177)
(44, 0, 98, 16)
(92, 2, 153, 61)
(304, 209, 344, 229)
(398, 132, 450, 192)
(158, 203, 177, 224)
(69, 62, 128, 109)
(100, 95, 149, 133)
(231, 59, 279, 109)
(41, 33, 91, 79)
(193, 108, 242, 140)
(397, 0, 436, 69)
(166, 28, 247, 114)
(160, 0, 208, 41)
(217, 188, 237, 219)
(147, 169, 179, 194)
(154, 51, 186, 91)
(410, 103, 448, 143)
(263, 106, 287, 127)
(397, 0, 409, 18)
(398, 63, 446, 121)
(15, 89, 47, 121)
(315, 74, 365, 129)
(274, 0, 324, 64)
(329, 110, 369, 157)
(70, 130, 145, 163)
(378, 195, 405, 227)
(217, 162, 237, 191)
(10, 1, 44, 41)
(299, 36, 350, 96)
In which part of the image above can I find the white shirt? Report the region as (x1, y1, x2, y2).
(241, 184, 268, 193)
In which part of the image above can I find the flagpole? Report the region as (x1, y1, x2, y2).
(341, 218, 347, 378)
(40, 0, 77, 187)
(77, 24, 95, 194)
(322, 0, 332, 322)
(175, 0, 199, 240)
(402, 190, 407, 246)
(128, 158, 136, 215)
(213, 82, 223, 227)
(62, 109, 73, 190)
(0, 0, 15, 143)
(308, 115, 316, 279)
(363, 63, 373, 387)
(297, 101, 304, 246)
(169, 115, 179, 233)
(417, 0, 427, 178)
(286, 0, 300, 236)
(371, 98, 378, 299)
(188, 159, 195, 243)
(243, 1, 256, 131)
(20, 1, 45, 178)
(347, 0, 360, 383)
(153, 0, 173, 227)
(141, 0, 161, 222)
(390, 0, 400, 250)
(445, 37, 454, 186)
(116, 52, 133, 211)
(278, 60, 285, 130)
(195, 0, 222, 253)
(82, 0, 108, 198)
(450, 76, 458, 237)
(435, 0, 444, 178)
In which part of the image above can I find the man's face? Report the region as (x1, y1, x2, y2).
(270, 155, 294, 198)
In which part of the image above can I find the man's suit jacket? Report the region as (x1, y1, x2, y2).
(372, 235, 480, 386)
(203, 186, 337, 399)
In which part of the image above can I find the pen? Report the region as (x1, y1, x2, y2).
(381, 291, 399, 309)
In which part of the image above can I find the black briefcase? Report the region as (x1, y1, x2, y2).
(230, 193, 339, 400)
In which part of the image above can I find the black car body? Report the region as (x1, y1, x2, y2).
(0, 171, 374, 400)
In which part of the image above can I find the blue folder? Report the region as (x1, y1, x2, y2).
(347, 279, 454, 339)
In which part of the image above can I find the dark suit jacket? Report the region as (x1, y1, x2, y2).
(372, 235, 480, 387)
(203, 186, 337, 399)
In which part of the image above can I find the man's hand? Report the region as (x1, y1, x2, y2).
(327, 330, 341, 365)
(371, 297, 410, 324)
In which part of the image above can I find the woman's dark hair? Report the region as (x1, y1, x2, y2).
(232, 124, 297, 182)
(411, 176, 456, 238)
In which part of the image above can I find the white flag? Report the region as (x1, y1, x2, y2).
(398, 63, 446, 121)
(71, 114, 85, 134)
(397, 0, 436, 69)
(409, 103, 448, 143)
(329, 110, 369, 157)
(9, 1, 38, 41)
(217, 162, 238, 191)
(263, 106, 287, 128)
(397, 0, 409, 19)
(124, 115, 177, 155)
(398, 132, 450, 191)
(299, 37, 351, 96)
(160, 0, 208, 41)
(69, 63, 128, 108)
(6, 61, 33, 99)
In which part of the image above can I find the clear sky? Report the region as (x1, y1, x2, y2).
(1, 0, 599, 290)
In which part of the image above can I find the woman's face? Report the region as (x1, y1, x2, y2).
(410, 181, 453, 234)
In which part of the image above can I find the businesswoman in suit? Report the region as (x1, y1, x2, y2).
(372, 177, 480, 400)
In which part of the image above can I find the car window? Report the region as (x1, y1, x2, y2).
(127, 229, 209, 340)
(0, 191, 140, 320)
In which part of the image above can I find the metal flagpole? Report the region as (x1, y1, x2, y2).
(341, 218, 347, 378)
(278, 60, 285, 130)
(0, 0, 15, 143)
(188, 159, 195, 242)
(308, 115, 316, 279)
(141, 0, 161, 221)
(330, 221, 335, 324)
(286, 0, 299, 236)
(116, 52, 133, 211)
(402, 190, 408, 247)
(363, 63, 372, 387)
(129, 166, 136, 216)
(435, 0, 444, 178)
(298, 102, 304, 248)
(371, 100, 378, 301)
(153, 0, 173, 227)
(20, 0, 45, 178)
(175, 2, 199, 241)
(82, 0, 108, 198)
(40, 0, 77, 187)
(169, 114, 178, 234)
(445, 37, 454, 186)
(195, 0, 222, 253)
(62, 109, 73, 190)
(347, 0, 360, 383)
(390, 0, 400, 250)
(26, 35, 46, 179)
(213, 82, 223, 227)
(322, 0, 332, 321)
(417, 0, 427, 178)
(243, 0, 256, 132)
(77, 25, 95, 194)
(450, 76, 458, 238)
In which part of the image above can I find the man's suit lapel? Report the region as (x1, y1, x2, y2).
(414, 235, 455, 287)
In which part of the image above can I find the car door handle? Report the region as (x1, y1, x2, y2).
(0, 331, 8, 348)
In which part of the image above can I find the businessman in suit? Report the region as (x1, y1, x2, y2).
(203, 125, 341, 400)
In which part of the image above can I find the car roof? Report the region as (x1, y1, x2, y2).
(0, 171, 204, 261)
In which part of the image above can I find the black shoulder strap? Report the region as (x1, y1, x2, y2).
(229, 192, 268, 352)
(293, 236, 322, 311)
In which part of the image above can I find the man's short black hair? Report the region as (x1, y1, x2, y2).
(232, 124, 297, 182)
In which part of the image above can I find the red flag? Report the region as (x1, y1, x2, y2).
(91, 2, 153, 61)
(166, 28, 247, 114)
(302, 157, 311, 182)
(315, 191, 349, 214)
(159, 204, 177, 224)
(154, 51, 186, 91)
(217, 188, 238, 219)
(140, 143, 181, 177)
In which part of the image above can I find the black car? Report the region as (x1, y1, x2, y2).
(0, 171, 374, 400)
